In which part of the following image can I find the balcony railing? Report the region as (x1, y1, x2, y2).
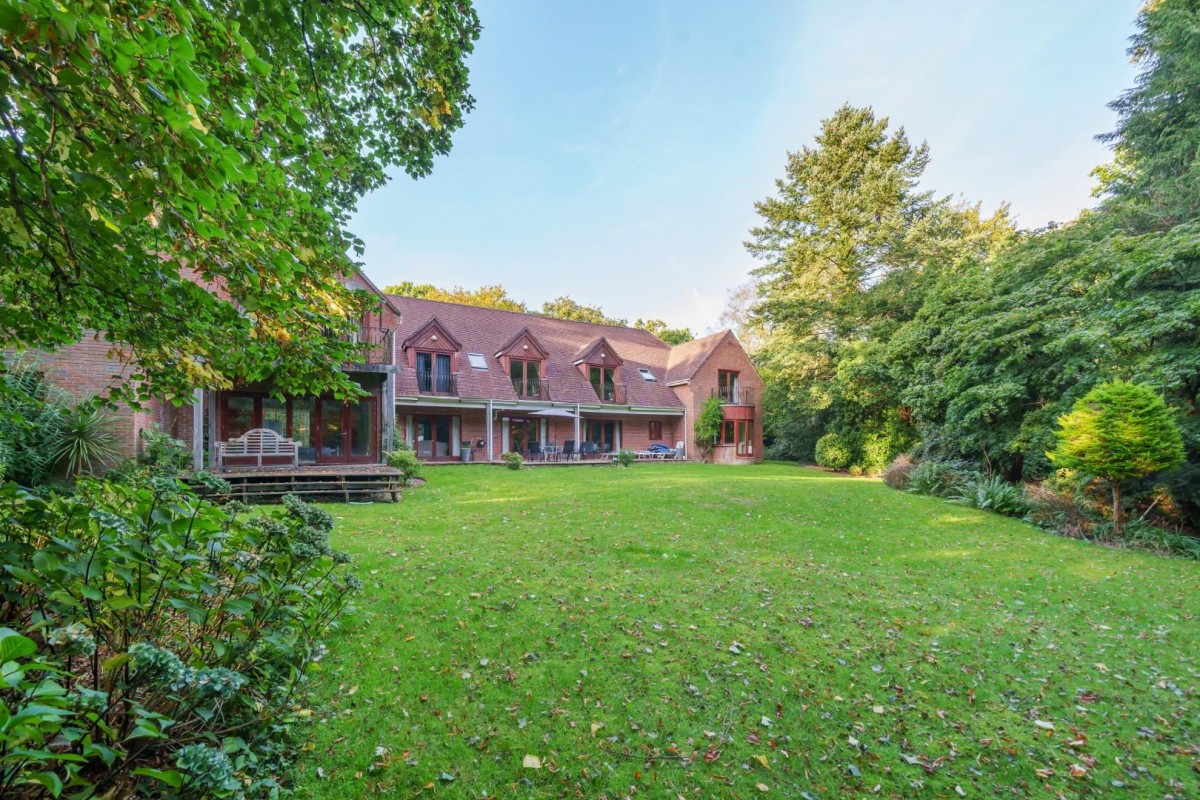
(417, 369, 457, 396)
(340, 327, 394, 366)
(714, 386, 756, 406)
(512, 377, 550, 400)
(592, 382, 627, 404)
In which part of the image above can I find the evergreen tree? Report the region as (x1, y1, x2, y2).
(745, 104, 1014, 464)
(1050, 381, 1185, 536)
(1100, 0, 1200, 230)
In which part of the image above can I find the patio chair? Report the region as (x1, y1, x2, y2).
(579, 441, 596, 459)
(561, 441, 575, 461)
(528, 441, 543, 461)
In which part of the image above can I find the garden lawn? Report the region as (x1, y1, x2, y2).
(292, 463, 1199, 798)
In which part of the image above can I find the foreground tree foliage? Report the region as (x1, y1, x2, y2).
(1050, 381, 1185, 536)
(0, 0, 480, 402)
(745, 1, 1200, 535)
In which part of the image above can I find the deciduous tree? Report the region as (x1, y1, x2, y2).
(0, 0, 480, 402)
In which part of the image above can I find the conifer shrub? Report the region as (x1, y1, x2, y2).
(1049, 381, 1185, 536)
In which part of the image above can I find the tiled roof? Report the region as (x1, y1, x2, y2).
(665, 330, 731, 384)
(386, 296, 689, 408)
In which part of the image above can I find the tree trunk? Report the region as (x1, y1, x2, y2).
(1111, 481, 1122, 538)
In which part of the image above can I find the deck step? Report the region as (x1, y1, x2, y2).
(190, 468, 404, 503)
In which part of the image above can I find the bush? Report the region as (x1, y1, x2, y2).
(615, 449, 635, 467)
(907, 459, 976, 498)
(694, 396, 724, 463)
(54, 403, 119, 477)
(0, 360, 70, 485)
(848, 464, 864, 477)
(1122, 519, 1200, 559)
(951, 473, 1030, 516)
(0, 478, 358, 797)
(386, 448, 423, 485)
(140, 426, 191, 472)
(1023, 481, 1098, 540)
(882, 454, 915, 490)
(860, 430, 900, 473)
(814, 432, 853, 470)
(503, 451, 524, 470)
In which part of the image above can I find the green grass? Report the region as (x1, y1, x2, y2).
(292, 463, 1198, 798)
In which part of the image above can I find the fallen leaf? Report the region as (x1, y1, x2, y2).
(751, 755, 770, 769)
(756, 782, 770, 792)
(522, 755, 542, 769)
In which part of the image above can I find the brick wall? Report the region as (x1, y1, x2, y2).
(5, 339, 174, 463)
(394, 406, 686, 461)
(675, 335, 764, 463)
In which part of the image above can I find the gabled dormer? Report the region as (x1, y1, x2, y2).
(573, 337, 625, 403)
(402, 317, 462, 395)
(496, 327, 549, 400)
(571, 336, 623, 369)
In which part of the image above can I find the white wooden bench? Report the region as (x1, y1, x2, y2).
(217, 428, 300, 469)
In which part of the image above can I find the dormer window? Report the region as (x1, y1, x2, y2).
(417, 352, 454, 394)
(590, 365, 618, 401)
(495, 327, 549, 400)
(510, 359, 542, 398)
(402, 317, 462, 396)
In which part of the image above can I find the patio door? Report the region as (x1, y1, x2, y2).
(317, 398, 376, 464)
(587, 420, 618, 453)
(414, 415, 453, 460)
(509, 418, 541, 454)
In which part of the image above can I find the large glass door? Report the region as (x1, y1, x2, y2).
(587, 420, 617, 453)
(414, 415, 452, 459)
(318, 398, 377, 463)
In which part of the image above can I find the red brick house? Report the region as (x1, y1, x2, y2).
(385, 296, 763, 464)
(16, 273, 763, 468)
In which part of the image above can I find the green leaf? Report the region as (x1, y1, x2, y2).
(0, 628, 37, 662)
(107, 595, 140, 611)
(101, 652, 130, 674)
(23, 772, 63, 797)
(133, 768, 184, 789)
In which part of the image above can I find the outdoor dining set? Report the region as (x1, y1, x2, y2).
(513, 441, 679, 462)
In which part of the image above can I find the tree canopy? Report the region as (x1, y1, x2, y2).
(739, 1, 1200, 531)
(0, 0, 480, 402)
(384, 282, 528, 312)
(539, 296, 626, 326)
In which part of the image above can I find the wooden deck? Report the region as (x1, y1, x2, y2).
(195, 464, 404, 503)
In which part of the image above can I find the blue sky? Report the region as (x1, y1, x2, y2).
(352, 0, 1141, 333)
